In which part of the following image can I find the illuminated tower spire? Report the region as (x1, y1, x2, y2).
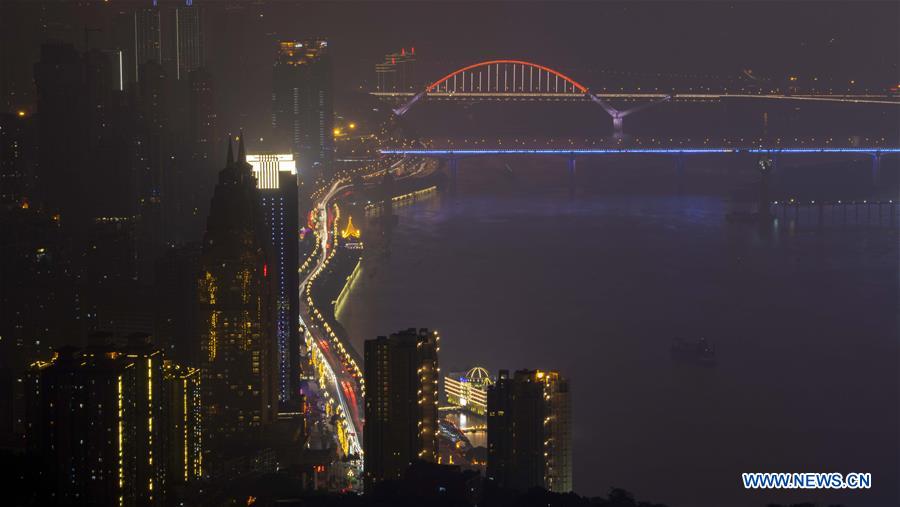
(225, 138, 234, 166)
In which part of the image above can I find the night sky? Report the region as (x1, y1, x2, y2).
(3, 1, 898, 135)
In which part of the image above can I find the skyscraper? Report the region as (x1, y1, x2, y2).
(246, 153, 300, 409)
(33, 43, 84, 226)
(487, 369, 572, 493)
(272, 40, 334, 181)
(175, 3, 203, 80)
(33, 43, 131, 233)
(133, 6, 162, 82)
(363, 328, 440, 491)
(188, 68, 216, 163)
(197, 138, 277, 460)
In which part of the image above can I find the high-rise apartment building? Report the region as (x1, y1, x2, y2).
(161, 360, 203, 488)
(197, 139, 277, 459)
(363, 328, 439, 491)
(487, 369, 572, 493)
(272, 40, 334, 181)
(24, 334, 202, 506)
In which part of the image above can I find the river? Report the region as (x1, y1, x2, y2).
(338, 159, 898, 507)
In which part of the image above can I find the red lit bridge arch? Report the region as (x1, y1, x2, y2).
(425, 59, 589, 95)
(382, 58, 900, 126)
(388, 59, 668, 131)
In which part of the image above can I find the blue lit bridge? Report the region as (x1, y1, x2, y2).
(379, 147, 900, 192)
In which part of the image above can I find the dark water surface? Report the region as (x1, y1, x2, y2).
(339, 167, 898, 507)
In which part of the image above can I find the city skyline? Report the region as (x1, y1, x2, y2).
(1, 1, 898, 506)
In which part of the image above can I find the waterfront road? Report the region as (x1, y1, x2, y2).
(299, 178, 364, 458)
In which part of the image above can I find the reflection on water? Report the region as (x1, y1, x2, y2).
(340, 175, 898, 507)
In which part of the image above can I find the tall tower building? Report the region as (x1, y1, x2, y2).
(487, 369, 572, 493)
(246, 153, 300, 409)
(34, 43, 131, 232)
(133, 6, 162, 82)
(272, 40, 334, 181)
(188, 68, 216, 163)
(197, 138, 277, 459)
(363, 328, 439, 491)
(175, 3, 203, 80)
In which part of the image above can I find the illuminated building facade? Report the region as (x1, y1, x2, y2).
(198, 139, 277, 460)
(24, 335, 199, 506)
(161, 360, 203, 488)
(375, 47, 417, 92)
(272, 39, 334, 180)
(444, 366, 494, 416)
(247, 153, 300, 409)
(363, 328, 440, 491)
(487, 369, 572, 493)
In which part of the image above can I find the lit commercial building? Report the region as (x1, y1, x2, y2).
(198, 139, 277, 460)
(444, 366, 494, 416)
(375, 47, 418, 92)
(246, 153, 297, 190)
(247, 153, 300, 409)
(487, 369, 572, 493)
(272, 40, 334, 180)
(25, 334, 201, 506)
(363, 328, 440, 491)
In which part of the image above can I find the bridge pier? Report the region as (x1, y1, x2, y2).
(871, 153, 881, 188)
(674, 154, 685, 193)
(612, 116, 624, 137)
(567, 156, 577, 196)
(758, 155, 776, 218)
(447, 157, 459, 192)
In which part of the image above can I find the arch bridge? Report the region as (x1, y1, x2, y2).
(387, 59, 668, 133)
(376, 59, 900, 133)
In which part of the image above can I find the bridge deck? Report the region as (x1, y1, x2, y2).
(381, 147, 900, 156)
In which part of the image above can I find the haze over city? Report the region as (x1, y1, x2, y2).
(1, 2, 898, 507)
